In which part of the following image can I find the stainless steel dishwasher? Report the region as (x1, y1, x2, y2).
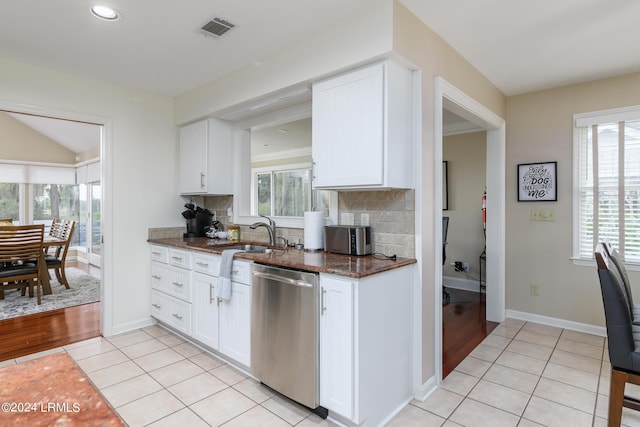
(251, 263, 327, 417)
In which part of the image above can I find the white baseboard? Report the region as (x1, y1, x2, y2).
(506, 309, 606, 337)
(108, 317, 156, 337)
(442, 276, 480, 293)
(413, 375, 438, 402)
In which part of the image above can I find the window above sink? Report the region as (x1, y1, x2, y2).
(223, 95, 337, 229)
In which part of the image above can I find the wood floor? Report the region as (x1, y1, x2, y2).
(0, 261, 101, 362)
(442, 287, 498, 378)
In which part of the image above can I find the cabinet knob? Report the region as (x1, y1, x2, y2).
(152, 275, 162, 280)
(152, 303, 161, 309)
(172, 282, 184, 287)
(172, 313, 183, 320)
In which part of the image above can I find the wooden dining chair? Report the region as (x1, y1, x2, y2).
(49, 218, 62, 237)
(0, 224, 45, 304)
(45, 220, 75, 289)
(595, 243, 640, 426)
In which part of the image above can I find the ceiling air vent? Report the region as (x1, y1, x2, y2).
(201, 17, 235, 37)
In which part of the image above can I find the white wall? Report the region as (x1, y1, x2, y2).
(0, 58, 183, 335)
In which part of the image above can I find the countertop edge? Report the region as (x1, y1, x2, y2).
(148, 238, 416, 278)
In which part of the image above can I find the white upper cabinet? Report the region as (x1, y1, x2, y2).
(179, 118, 234, 195)
(312, 61, 413, 189)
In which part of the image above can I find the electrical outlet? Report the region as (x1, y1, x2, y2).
(531, 208, 555, 222)
(360, 213, 370, 226)
(463, 262, 469, 272)
(341, 212, 355, 225)
(530, 283, 540, 296)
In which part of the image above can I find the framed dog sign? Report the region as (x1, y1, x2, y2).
(518, 162, 557, 201)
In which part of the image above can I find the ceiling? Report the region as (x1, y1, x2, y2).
(2, 0, 638, 98)
(401, 0, 640, 96)
(2, 1, 639, 149)
(4, 112, 101, 155)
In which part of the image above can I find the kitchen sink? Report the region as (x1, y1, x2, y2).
(222, 244, 272, 254)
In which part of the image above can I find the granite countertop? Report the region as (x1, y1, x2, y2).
(148, 237, 416, 278)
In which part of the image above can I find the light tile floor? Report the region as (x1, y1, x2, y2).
(2, 318, 639, 426)
(390, 318, 640, 427)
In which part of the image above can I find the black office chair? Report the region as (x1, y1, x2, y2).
(594, 243, 640, 426)
(442, 216, 450, 305)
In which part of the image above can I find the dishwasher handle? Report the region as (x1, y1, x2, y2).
(252, 271, 315, 288)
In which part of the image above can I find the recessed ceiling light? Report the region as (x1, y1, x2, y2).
(90, 5, 120, 21)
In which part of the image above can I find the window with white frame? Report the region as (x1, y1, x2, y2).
(0, 183, 20, 222)
(252, 163, 331, 218)
(574, 106, 640, 263)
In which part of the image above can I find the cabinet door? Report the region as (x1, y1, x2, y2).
(192, 272, 219, 350)
(179, 120, 208, 194)
(219, 282, 251, 367)
(319, 275, 354, 418)
(312, 63, 384, 188)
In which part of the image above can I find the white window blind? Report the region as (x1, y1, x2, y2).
(0, 161, 75, 184)
(76, 160, 100, 184)
(575, 106, 640, 262)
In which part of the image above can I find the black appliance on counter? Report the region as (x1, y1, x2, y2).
(181, 203, 212, 238)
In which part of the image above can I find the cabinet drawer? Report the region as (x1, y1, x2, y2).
(193, 252, 221, 276)
(151, 290, 192, 335)
(169, 248, 192, 269)
(149, 245, 168, 263)
(230, 260, 252, 285)
(151, 262, 192, 302)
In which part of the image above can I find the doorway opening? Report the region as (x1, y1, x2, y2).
(434, 77, 506, 382)
(0, 108, 103, 329)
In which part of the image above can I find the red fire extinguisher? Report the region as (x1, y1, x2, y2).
(481, 189, 487, 230)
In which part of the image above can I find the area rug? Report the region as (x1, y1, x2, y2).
(0, 268, 100, 320)
(0, 353, 125, 426)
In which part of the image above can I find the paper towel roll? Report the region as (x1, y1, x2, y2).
(304, 211, 324, 250)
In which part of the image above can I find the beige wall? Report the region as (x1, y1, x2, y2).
(443, 131, 487, 279)
(506, 72, 640, 326)
(391, 1, 506, 383)
(0, 112, 76, 163)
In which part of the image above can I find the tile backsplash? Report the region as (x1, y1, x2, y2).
(338, 189, 415, 258)
(151, 190, 415, 258)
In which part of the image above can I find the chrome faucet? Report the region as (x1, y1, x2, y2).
(250, 214, 276, 245)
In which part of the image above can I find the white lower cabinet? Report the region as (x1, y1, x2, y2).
(151, 289, 191, 335)
(219, 273, 251, 367)
(150, 245, 192, 334)
(319, 275, 354, 419)
(150, 245, 252, 368)
(192, 272, 219, 350)
(319, 266, 414, 426)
